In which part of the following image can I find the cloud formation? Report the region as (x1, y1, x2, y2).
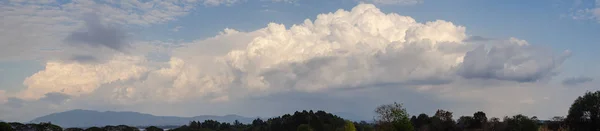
(0, 0, 243, 61)
(19, 55, 148, 100)
(562, 76, 594, 86)
(2, 3, 575, 122)
(458, 38, 571, 82)
(570, 0, 600, 23)
(20, 3, 570, 102)
(66, 13, 130, 51)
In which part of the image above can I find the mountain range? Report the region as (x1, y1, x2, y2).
(30, 109, 256, 128)
(28, 109, 369, 128)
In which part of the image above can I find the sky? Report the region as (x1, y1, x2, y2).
(0, 0, 599, 122)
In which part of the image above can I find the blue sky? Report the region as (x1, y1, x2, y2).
(0, 0, 599, 122)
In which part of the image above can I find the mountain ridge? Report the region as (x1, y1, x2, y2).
(30, 109, 256, 128)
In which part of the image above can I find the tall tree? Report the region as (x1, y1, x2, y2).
(472, 111, 487, 129)
(566, 91, 600, 131)
(374, 102, 414, 131)
(430, 110, 456, 131)
(415, 113, 431, 129)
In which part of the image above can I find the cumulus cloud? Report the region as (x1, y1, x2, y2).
(361, 0, 423, 5)
(21, 3, 570, 102)
(458, 38, 571, 82)
(19, 55, 148, 100)
(3, 3, 575, 122)
(562, 76, 594, 86)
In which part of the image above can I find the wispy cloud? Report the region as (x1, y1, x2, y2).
(563, 76, 594, 86)
(171, 26, 183, 32)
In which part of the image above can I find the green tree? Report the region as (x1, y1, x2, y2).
(374, 102, 414, 131)
(0, 122, 14, 131)
(566, 91, 600, 131)
(343, 120, 356, 131)
(145, 126, 164, 131)
(297, 124, 313, 131)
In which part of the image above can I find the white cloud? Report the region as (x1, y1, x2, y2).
(20, 55, 148, 100)
(0, 0, 212, 61)
(458, 37, 571, 82)
(570, 0, 600, 23)
(171, 26, 183, 32)
(361, 0, 423, 5)
(2, 3, 575, 122)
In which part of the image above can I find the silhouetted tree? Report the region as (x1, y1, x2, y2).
(472, 111, 487, 129)
(201, 120, 221, 130)
(414, 113, 431, 130)
(566, 91, 600, 131)
(430, 110, 456, 131)
(485, 117, 503, 131)
(190, 121, 200, 129)
(457, 116, 474, 129)
(503, 114, 539, 131)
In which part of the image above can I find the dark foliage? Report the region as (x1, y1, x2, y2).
(65, 127, 85, 131)
(0, 122, 14, 131)
(168, 110, 346, 131)
(566, 91, 600, 131)
(6, 90, 600, 131)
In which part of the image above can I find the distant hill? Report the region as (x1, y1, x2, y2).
(30, 109, 255, 128)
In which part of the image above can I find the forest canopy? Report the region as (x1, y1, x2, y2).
(3, 90, 600, 131)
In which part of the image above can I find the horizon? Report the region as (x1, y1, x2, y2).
(1, 0, 600, 124)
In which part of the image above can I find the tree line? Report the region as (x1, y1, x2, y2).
(2, 90, 600, 131)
